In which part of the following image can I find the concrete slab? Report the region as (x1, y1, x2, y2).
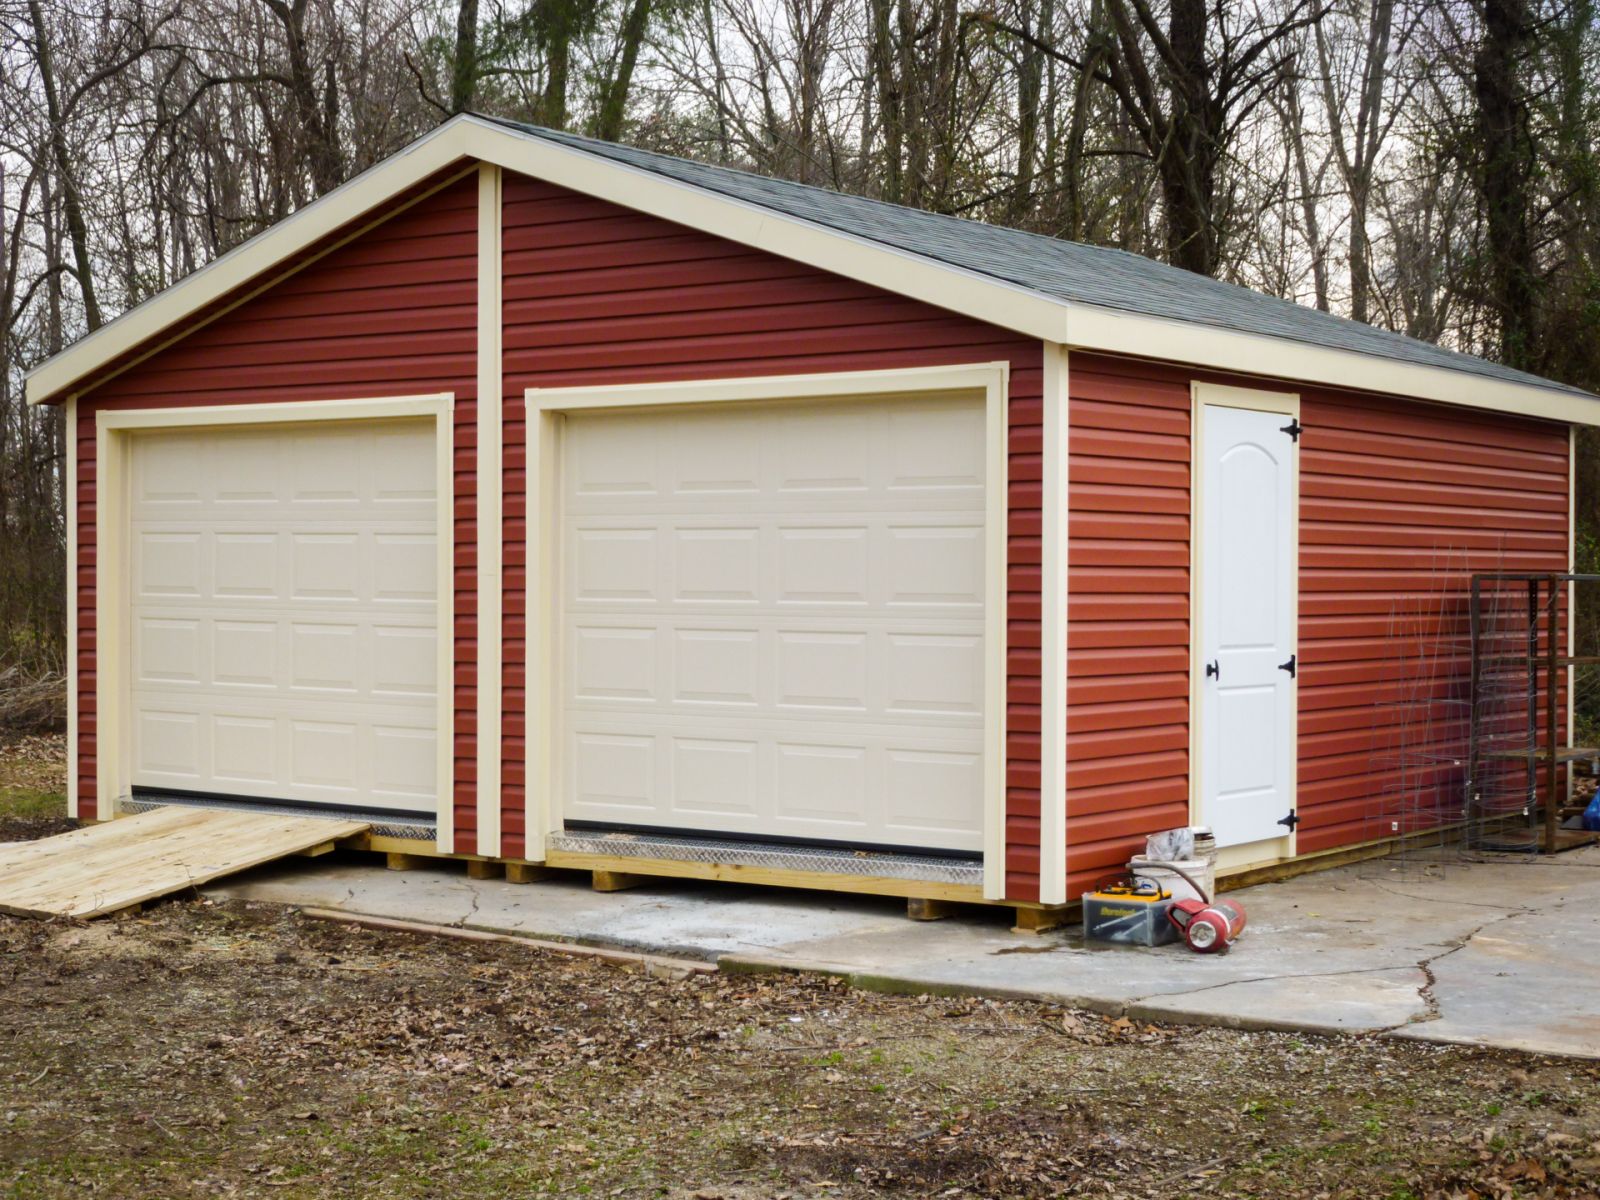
(210, 845, 1600, 1059)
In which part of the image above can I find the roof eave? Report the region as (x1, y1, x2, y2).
(1063, 303, 1600, 425)
(28, 113, 1599, 427)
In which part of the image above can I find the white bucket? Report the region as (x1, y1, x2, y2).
(1130, 856, 1215, 904)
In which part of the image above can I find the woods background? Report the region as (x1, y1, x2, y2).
(1, 0, 1597, 703)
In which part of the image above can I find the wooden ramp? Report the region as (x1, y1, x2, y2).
(0, 806, 369, 919)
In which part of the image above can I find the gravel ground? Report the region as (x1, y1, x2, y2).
(3, 744, 1600, 1198)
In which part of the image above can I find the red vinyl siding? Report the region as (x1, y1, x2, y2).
(497, 171, 1045, 899)
(1295, 387, 1570, 853)
(72, 175, 479, 831)
(1064, 353, 1570, 891)
(1065, 355, 1193, 898)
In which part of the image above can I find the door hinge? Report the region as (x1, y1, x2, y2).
(1205, 659, 1219, 680)
(1278, 810, 1300, 831)
(1281, 417, 1302, 441)
(1278, 653, 1296, 679)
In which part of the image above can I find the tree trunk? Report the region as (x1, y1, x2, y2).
(869, 0, 902, 203)
(451, 0, 480, 113)
(28, 0, 101, 331)
(593, 0, 651, 141)
(1474, 0, 1537, 369)
(1008, 0, 1044, 223)
(1159, 0, 1215, 275)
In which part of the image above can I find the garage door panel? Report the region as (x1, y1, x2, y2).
(570, 731, 657, 816)
(213, 619, 276, 688)
(214, 533, 280, 598)
(571, 527, 657, 602)
(887, 403, 986, 491)
(134, 709, 203, 784)
(674, 527, 759, 602)
(671, 737, 760, 819)
(561, 395, 987, 853)
(672, 629, 759, 706)
(290, 622, 361, 692)
(136, 617, 202, 685)
(776, 527, 868, 604)
(571, 625, 659, 702)
(775, 630, 867, 711)
(128, 420, 438, 813)
(210, 715, 277, 786)
(885, 525, 984, 607)
(136, 532, 203, 598)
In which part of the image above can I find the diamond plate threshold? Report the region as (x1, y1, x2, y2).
(548, 830, 984, 886)
(122, 794, 435, 842)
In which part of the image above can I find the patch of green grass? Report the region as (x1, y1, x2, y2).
(0, 785, 64, 822)
(0, 784, 64, 825)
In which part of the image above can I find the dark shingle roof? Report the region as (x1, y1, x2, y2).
(488, 116, 1592, 401)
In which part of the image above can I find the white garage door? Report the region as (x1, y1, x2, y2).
(127, 419, 439, 814)
(561, 394, 988, 854)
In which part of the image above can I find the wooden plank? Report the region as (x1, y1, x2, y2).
(592, 869, 645, 892)
(0, 807, 369, 919)
(545, 849, 989, 904)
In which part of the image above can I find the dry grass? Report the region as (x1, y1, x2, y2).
(1, 899, 1598, 1199)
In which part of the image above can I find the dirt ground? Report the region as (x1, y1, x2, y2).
(4, 751, 1600, 1199)
(0, 733, 69, 843)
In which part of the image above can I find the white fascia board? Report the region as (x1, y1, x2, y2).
(1062, 303, 1600, 427)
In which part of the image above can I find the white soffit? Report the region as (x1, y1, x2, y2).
(27, 114, 1599, 426)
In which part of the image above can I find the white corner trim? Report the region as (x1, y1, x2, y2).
(1569, 425, 1577, 794)
(92, 393, 456, 850)
(476, 164, 504, 858)
(65, 396, 78, 821)
(1037, 343, 1069, 904)
(526, 362, 1012, 899)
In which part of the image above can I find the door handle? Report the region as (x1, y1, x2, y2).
(1205, 659, 1219, 680)
(1278, 654, 1296, 679)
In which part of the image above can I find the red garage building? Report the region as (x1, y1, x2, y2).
(28, 114, 1591, 924)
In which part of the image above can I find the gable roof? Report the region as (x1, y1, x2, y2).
(495, 117, 1587, 402)
(26, 113, 1599, 423)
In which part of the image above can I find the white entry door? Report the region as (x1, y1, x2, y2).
(126, 419, 439, 814)
(1198, 401, 1297, 848)
(559, 394, 988, 853)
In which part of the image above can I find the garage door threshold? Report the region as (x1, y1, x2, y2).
(547, 830, 983, 886)
(123, 795, 434, 842)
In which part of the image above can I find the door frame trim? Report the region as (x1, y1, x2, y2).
(95, 392, 457, 851)
(525, 362, 1012, 899)
(1188, 382, 1300, 859)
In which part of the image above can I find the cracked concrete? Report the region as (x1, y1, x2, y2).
(209, 843, 1600, 1058)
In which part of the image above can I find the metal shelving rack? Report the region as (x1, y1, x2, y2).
(1467, 572, 1600, 854)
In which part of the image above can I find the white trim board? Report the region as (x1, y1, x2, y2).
(1037, 343, 1069, 905)
(525, 362, 1012, 899)
(27, 116, 1600, 428)
(476, 164, 504, 857)
(65, 397, 79, 820)
(93, 393, 456, 852)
